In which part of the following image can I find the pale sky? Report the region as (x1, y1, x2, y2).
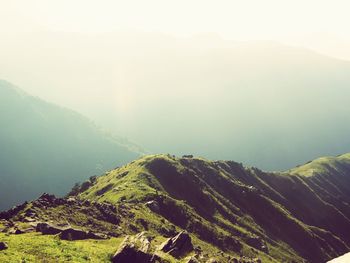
(1, 0, 350, 169)
(1, 0, 350, 60)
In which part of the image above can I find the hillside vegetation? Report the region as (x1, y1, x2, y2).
(2, 153, 350, 262)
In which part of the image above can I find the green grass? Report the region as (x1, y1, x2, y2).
(3, 153, 349, 262)
(79, 155, 163, 203)
(75, 154, 313, 262)
(287, 154, 350, 177)
(0, 233, 124, 263)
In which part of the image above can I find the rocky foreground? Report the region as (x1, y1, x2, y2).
(0, 193, 261, 262)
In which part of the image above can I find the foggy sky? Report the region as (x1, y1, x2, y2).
(2, 1, 350, 170)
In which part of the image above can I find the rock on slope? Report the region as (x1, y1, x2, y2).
(2, 153, 350, 262)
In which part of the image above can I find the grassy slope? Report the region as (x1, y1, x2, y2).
(288, 153, 350, 177)
(79, 154, 350, 262)
(0, 232, 252, 263)
(0, 233, 123, 263)
(77, 155, 316, 262)
(2, 153, 350, 262)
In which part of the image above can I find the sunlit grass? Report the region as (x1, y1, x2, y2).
(0, 233, 123, 263)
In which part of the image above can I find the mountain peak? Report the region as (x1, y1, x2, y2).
(59, 153, 350, 262)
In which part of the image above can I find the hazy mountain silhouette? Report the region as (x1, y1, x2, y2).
(0, 80, 142, 210)
(2, 33, 350, 170)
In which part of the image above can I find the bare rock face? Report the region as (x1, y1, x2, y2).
(112, 244, 156, 263)
(158, 231, 193, 258)
(112, 232, 163, 263)
(145, 201, 160, 213)
(36, 222, 66, 235)
(35, 222, 107, 240)
(132, 232, 152, 253)
(0, 202, 28, 220)
(59, 228, 107, 241)
(0, 241, 8, 250)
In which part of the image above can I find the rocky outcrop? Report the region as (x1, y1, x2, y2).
(112, 244, 159, 263)
(59, 228, 107, 241)
(0, 242, 8, 250)
(31, 193, 65, 209)
(35, 222, 107, 240)
(0, 193, 122, 239)
(0, 202, 28, 220)
(158, 231, 193, 258)
(145, 200, 160, 213)
(112, 233, 162, 263)
(59, 228, 89, 240)
(36, 222, 66, 235)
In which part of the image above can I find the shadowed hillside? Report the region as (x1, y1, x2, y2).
(2, 153, 349, 262)
(76, 154, 350, 262)
(0, 80, 143, 210)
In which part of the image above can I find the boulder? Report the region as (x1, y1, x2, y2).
(59, 228, 107, 241)
(112, 233, 162, 263)
(59, 228, 88, 240)
(158, 231, 193, 258)
(0, 241, 8, 250)
(112, 244, 159, 263)
(36, 222, 65, 235)
(145, 201, 160, 213)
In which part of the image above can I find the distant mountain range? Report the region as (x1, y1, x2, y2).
(2, 33, 350, 171)
(0, 80, 143, 210)
(101, 41, 350, 171)
(1, 153, 350, 262)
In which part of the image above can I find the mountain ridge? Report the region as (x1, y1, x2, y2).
(2, 153, 350, 262)
(71, 153, 350, 262)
